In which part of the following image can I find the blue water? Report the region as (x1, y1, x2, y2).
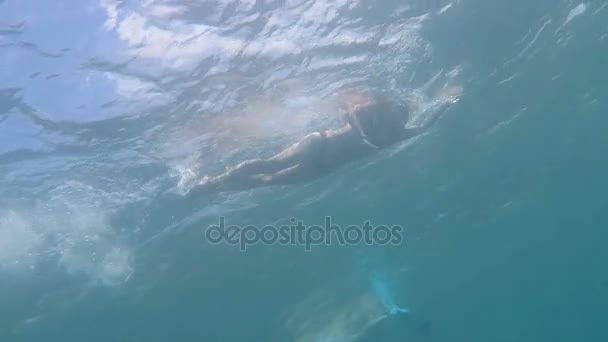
(2, 0, 608, 341)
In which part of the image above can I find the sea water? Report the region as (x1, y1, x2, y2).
(1, 0, 608, 341)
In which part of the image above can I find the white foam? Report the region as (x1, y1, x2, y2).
(566, 3, 588, 25)
(48, 182, 134, 286)
(438, 3, 454, 14)
(1, 182, 134, 286)
(0, 211, 42, 271)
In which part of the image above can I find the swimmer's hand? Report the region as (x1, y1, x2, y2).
(345, 110, 381, 149)
(402, 94, 460, 139)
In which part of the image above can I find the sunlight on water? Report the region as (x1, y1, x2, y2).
(0, 211, 41, 271)
(1, 0, 608, 340)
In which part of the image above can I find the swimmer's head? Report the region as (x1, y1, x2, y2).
(356, 95, 410, 125)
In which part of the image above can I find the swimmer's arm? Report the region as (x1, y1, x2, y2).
(402, 100, 456, 139)
(344, 110, 381, 149)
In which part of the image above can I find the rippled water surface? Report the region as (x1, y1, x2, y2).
(2, 0, 608, 341)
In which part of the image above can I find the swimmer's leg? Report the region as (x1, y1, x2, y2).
(186, 159, 282, 196)
(188, 133, 323, 195)
(216, 158, 284, 181)
(256, 164, 319, 186)
(217, 132, 323, 182)
(215, 164, 316, 192)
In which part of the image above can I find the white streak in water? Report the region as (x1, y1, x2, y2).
(593, 2, 608, 16)
(438, 3, 454, 14)
(516, 19, 552, 59)
(565, 3, 588, 24)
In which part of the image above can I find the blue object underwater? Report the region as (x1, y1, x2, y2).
(370, 272, 409, 316)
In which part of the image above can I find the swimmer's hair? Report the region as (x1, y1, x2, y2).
(340, 89, 411, 124)
(373, 95, 411, 125)
(392, 102, 410, 123)
(369, 91, 411, 117)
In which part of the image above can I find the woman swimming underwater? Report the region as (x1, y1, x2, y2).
(187, 91, 457, 197)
